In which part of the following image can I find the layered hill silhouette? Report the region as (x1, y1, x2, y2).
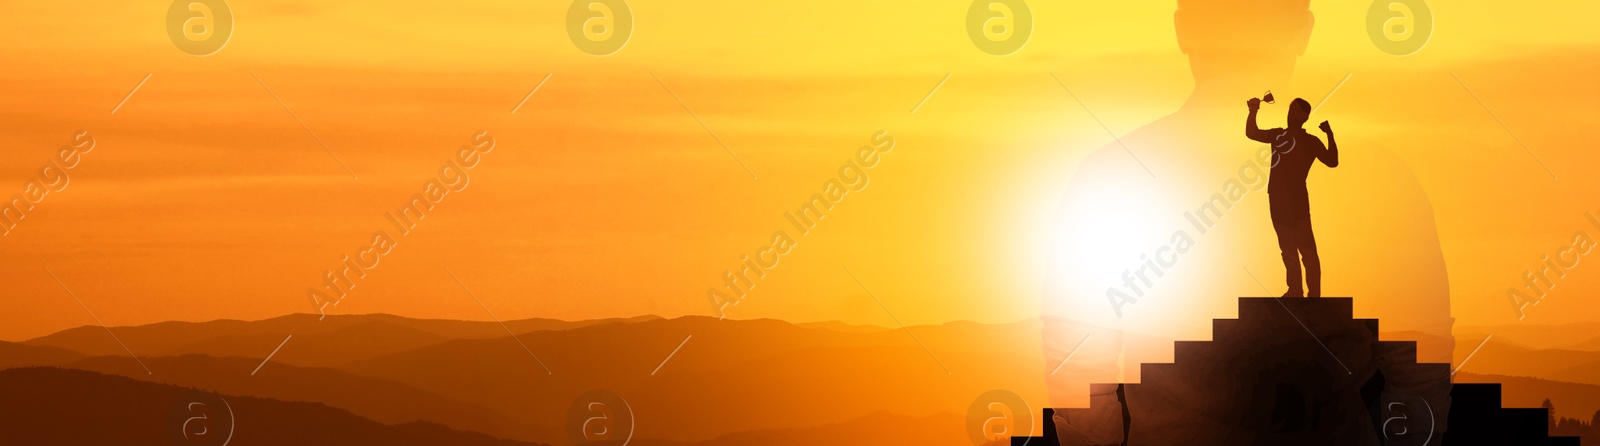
(0, 367, 546, 446)
(336, 316, 1044, 443)
(1459, 322, 1600, 352)
(627, 411, 969, 446)
(10, 310, 1597, 445)
(60, 354, 522, 440)
(24, 313, 658, 368)
(0, 340, 83, 368)
(8, 314, 1045, 444)
(1446, 338, 1600, 387)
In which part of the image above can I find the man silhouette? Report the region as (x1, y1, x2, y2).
(1041, 0, 1454, 444)
(1245, 96, 1339, 297)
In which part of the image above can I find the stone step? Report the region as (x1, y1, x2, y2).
(1450, 383, 1504, 408)
(1357, 318, 1380, 335)
(1171, 340, 1213, 366)
(1137, 362, 1178, 387)
(1237, 296, 1355, 323)
(1211, 318, 1243, 344)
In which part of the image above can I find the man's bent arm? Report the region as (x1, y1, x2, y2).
(1245, 102, 1273, 143)
(1319, 125, 1339, 167)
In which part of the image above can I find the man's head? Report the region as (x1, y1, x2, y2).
(1287, 98, 1311, 128)
(1176, 0, 1314, 82)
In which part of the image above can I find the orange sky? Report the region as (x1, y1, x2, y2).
(2, 0, 1598, 341)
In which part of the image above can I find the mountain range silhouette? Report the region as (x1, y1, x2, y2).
(2, 311, 1595, 445)
(0, 367, 545, 446)
(3, 313, 1034, 445)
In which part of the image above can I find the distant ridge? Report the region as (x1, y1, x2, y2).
(24, 313, 663, 367)
(628, 411, 967, 446)
(62, 354, 526, 441)
(1458, 322, 1600, 351)
(0, 367, 545, 446)
(0, 340, 83, 369)
(16, 310, 1593, 445)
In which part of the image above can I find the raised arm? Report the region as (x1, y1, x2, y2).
(1245, 98, 1273, 143)
(1317, 120, 1339, 167)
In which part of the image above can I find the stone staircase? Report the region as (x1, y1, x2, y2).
(1011, 297, 1579, 445)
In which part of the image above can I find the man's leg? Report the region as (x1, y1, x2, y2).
(1269, 199, 1303, 297)
(1298, 214, 1321, 298)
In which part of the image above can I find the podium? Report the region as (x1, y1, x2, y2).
(1012, 298, 1580, 445)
